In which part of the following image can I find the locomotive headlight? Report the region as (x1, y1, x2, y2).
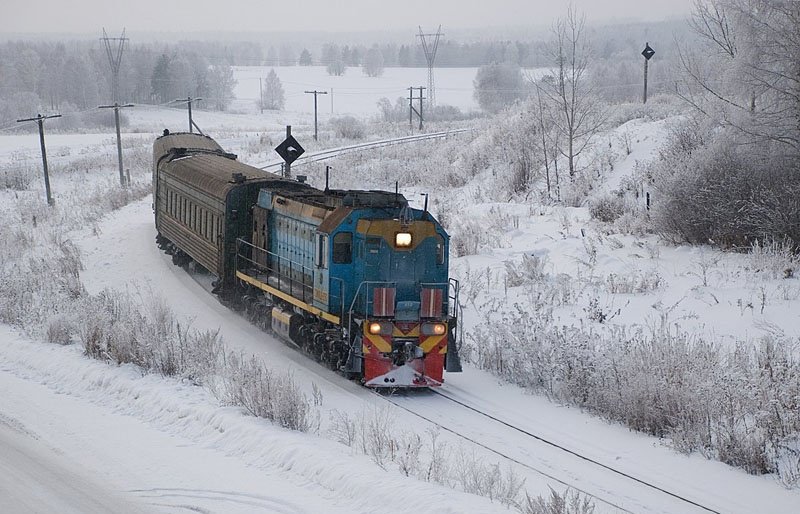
(422, 322, 447, 336)
(368, 321, 391, 335)
(395, 232, 412, 248)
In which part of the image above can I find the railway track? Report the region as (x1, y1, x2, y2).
(377, 388, 723, 514)
(256, 128, 471, 172)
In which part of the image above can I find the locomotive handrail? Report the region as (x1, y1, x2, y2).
(347, 280, 397, 319)
(235, 238, 314, 304)
(419, 281, 458, 319)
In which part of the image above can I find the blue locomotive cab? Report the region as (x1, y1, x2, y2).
(235, 187, 460, 387)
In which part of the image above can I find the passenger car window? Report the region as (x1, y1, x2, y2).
(332, 232, 352, 264)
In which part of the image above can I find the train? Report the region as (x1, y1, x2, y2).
(152, 132, 461, 387)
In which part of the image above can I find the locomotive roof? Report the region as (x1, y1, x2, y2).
(266, 185, 408, 211)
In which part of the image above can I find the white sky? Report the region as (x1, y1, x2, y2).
(2, 0, 693, 35)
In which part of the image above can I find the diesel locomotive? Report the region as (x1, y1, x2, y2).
(153, 132, 461, 387)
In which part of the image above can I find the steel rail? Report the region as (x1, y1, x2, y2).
(257, 128, 471, 172)
(428, 389, 722, 514)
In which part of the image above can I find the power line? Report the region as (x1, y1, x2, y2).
(100, 28, 128, 104)
(418, 25, 444, 109)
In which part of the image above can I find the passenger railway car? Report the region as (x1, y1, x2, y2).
(153, 132, 461, 387)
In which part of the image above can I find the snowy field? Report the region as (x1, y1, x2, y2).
(231, 65, 482, 116)
(2, 95, 800, 513)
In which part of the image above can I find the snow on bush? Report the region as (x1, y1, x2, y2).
(649, 120, 800, 249)
(0, 145, 319, 433)
(329, 115, 366, 139)
(464, 299, 800, 479)
(588, 193, 625, 223)
(224, 353, 318, 432)
(328, 406, 530, 509)
(523, 487, 595, 514)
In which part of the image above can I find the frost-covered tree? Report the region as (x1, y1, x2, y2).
(679, 0, 800, 152)
(150, 54, 172, 103)
(261, 69, 284, 110)
(208, 64, 237, 111)
(473, 62, 526, 113)
(649, 0, 800, 248)
(323, 44, 346, 76)
(363, 46, 384, 77)
(298, 49, 313, 66)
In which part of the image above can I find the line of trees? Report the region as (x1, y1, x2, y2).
(169, 21, 687, 69)
(0, 41, 237, 124)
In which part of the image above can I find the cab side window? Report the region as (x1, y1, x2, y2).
(436, 235, 445, 265)
(332, 232, 352, 264)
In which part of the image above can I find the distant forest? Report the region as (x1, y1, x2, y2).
(0, 20, 687, 122)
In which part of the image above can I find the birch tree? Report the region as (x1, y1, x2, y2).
(535, 6, 606, 178)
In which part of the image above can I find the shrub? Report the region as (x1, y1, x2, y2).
(224, 353, 316, 432)
(523, 488, 595, 514)
(649, 122, 800, 249)
(465, 299, 800, 477)
(330, 116, 365, 139)
(505, 254, 548, 287)
(589, 193, 625, 222)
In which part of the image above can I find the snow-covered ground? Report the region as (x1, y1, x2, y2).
(2, 101, 800, 513)
(232, 65, 482, 116)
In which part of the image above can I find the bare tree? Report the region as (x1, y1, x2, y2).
(530, 81, 561, 200)
(679, 0, 800, 152)
(535, 6, 607, 178)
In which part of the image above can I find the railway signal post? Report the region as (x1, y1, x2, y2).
(642, 42, 655, 104)
(275, 126, 305, 178)
(16, 113, 61, 206)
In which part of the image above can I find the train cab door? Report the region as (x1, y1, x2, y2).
(251, 205, 269, 270)
(312, 232, 330, 314)
(363, 236, 383, 283)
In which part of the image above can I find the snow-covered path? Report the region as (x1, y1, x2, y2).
(0, 407, 149, 514)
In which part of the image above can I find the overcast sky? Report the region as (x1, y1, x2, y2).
(3, 0, 693, 35)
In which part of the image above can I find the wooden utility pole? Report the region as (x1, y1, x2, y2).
(16, 113, 61, 205)
(259, 78, 264, 114)
(99, 102, 134, 186)
(407, 86, 426, 131)
(173, 97, 203, 133)
(305, 90, 328, 141)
